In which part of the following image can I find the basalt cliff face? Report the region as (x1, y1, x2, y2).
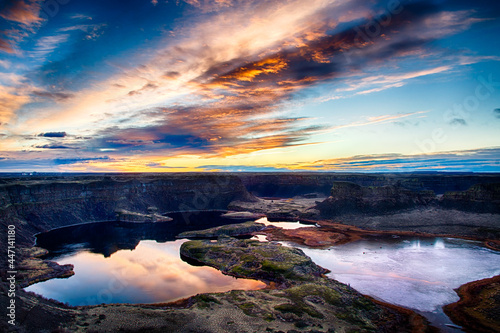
(316, 181, 436, 217)
(316, 181, 500, 217)
(441, 183, 500, 214)
(238, 173, 500, 197)
(0, 174, 254, 250)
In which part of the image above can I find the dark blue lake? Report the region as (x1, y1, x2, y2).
(26, 211, 267, 306)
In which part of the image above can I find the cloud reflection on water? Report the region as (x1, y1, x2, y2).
(26, 239, 265, 305)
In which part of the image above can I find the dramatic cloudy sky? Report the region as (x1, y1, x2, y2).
(0, 0, 499, 172)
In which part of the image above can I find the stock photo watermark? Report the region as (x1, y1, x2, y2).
(342, 0, 404, 64)
(6, 224, 17, 326)
(39, 0, 71, 21)
(178, 175, 232, 224)
(414, 74, 500, 154)
(353, 0, 403, 46)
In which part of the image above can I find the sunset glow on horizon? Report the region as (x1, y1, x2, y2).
(1, 0, 499, 172)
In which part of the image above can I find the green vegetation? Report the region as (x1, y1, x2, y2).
(180, 236, 326, 285)
(177, 221, 266, 239)
(181, 235, 415, 332)
(273, 283, 344, 319)
(236, 302, 261, 316)
(193, 294, 221, 309)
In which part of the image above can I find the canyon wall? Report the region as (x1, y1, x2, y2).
(315, 180, 500, 219)
(0, 174, 254, 248)
(316, 181, 436, 216)
(441, 183, 500, 214)
(238, 173, 500, 197)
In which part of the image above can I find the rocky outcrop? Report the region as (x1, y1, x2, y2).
(16, 247, 74, 288)
(220, 211, 265, 220)
(115, 208, 173, 222)
(317, 181, 435, 217)
(0, 174, 255, 276)
(179, 236, 434, 332)
(229, 197, 320, 221)
(443, 275, 500, 333)
(238, 173, 500, 197)
(441, 183, 500, 213)
(180, 236, 328, 286)
(176, 221, 266, 239)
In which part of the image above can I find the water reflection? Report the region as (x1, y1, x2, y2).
(26, 212, 266, 305)
(256, 217, 315, 230)
(285, 237, 500, 332)
(36, 211, 234, 258)
(26, 240, 265, 306)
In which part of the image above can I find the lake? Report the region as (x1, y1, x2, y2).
(25, 213, 312, 306)
(26, 211, 270, 306)
(25, 213, 500, 332)
(284, 236, 500, 332)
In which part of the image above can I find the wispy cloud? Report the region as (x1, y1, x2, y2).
(198, 147, 500, 173)
(1, 0, 498, 172)
(70, 13, 93, 21)
(182, 0, 236, 13)
(0, 0, 42, 26)
(0, 37, 15, 54)
(32, 90, 74, 101)
(58, 23, 107, 40)
(325, 111, 429, 133)
(0, 85, 30, 125)
(30, 34, 69, 60)
(296, 147, 500, 172)
(0, 60, 10, 69)
(33, 143, 77, 149)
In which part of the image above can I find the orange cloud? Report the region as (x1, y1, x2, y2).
(0, 86, 30, 125)
(0, 37, 15, 53)
(0, 0, 42, 26)
(218, 57, 288, 82)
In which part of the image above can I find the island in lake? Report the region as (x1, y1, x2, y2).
(1, 172, 499, 332)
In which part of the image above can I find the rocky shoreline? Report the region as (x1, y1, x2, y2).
(8, 214, 497, 333)
(1, 173, 499, 332)
(16, 247, 74, 289)
(443, 275, 500, 333)
(180, 235, 436, 332)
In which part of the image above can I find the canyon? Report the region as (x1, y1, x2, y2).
(0, 172, 499, 332)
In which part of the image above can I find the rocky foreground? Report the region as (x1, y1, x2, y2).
(3, 230, 437, 333)
(443, 275, 500, 333)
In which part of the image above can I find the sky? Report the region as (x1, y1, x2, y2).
(0, 0, 499, 172)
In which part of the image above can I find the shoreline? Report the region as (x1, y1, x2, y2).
(443, 275, 500, 333)
(261, 218, 500, 252)
(367, 296, 439, 333)
(16, 210, 500, 332)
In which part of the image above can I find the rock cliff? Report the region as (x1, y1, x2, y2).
(0, 174, 254, 271)
(316, 181, 435, 217)
(238, 172, 500, 197)
(441, 183, 500, 213)
(316, 180, 500, 217)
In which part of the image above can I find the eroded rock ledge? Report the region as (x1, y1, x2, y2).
(180, 236, 436, 332)
(443, 275, 500, 333)
(177, 221, 266, 239)
(17, 247, 74, 288)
